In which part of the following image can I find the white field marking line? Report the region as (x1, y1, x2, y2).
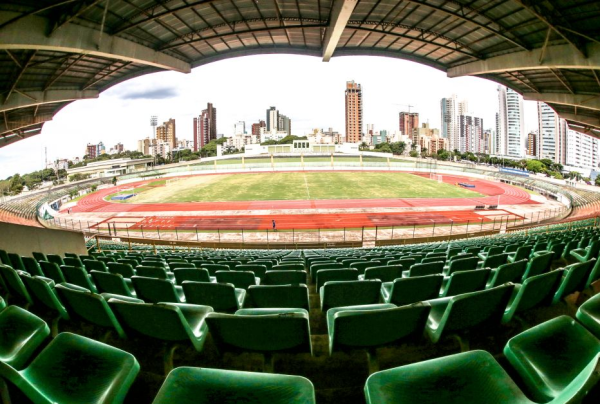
(303, 173, 311, 200)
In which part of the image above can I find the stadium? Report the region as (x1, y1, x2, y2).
(1, 1, 600, 404)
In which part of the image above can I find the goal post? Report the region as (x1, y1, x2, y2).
(429, 173, 443, 183)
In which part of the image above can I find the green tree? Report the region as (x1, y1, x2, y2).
(595, 176, 600, 187)
(359, 142, 369, 151)
(526, 159, 545, 173)
(409, 150, 418, 158)
(9, 174, 23, 195)
(112, 176, 117, 186)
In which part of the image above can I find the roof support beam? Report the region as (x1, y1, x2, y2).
(0, 90, 99, 113)
(322, 0, 358, 62)
(0, 13, 191, 73)
(447, 43, 600, 78)
(560, 112, 600, 128)
(523, 93, 600, 112)
(0, 113, 53, 135)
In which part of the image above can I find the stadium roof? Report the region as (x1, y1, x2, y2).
(1, 0, 599, 147)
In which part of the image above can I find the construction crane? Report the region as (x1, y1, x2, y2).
(392, 103, 416, 113)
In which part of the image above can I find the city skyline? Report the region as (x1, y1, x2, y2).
(0, 54, 542, 178)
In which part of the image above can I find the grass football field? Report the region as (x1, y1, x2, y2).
(118, 172, 483, 203)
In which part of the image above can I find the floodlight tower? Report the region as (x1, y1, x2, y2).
(150, 115, 158, 139)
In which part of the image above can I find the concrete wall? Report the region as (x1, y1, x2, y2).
(0, 222, 87, 257)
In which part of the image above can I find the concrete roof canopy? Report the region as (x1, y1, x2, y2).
(0, 0, 599, 147)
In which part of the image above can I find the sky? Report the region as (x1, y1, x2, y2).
(0, 54, 538, 179)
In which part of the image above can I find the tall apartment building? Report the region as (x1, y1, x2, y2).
(194, 103, 217, 151)
(537, 102, 567, 163)
(497, 85, 524, 157)
(266, 107, 278, 132)
(345, 81, 363, 143)
(252, 120, 266, 138)
(156, 118, 177, 150)
(440, 95, 458, 151)
(458, 115, 484, 153)
(399, 112, 419, 137)
(565, 129, 600, 173)
(86, 144, 97, 159)
(234, 121, 246, 135)
(278, 114, 291, 135)
(527, 132, 537, 157)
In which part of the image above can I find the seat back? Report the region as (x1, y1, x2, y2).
(60, 265, 96, 291)
(250, 260, 273, 271)
(63, 257, 84, 268)
(31, 252, 46, 262)
(554, 260, 596, 302)
(97, 256, 116, 264)
(321, 280, 382, 311)
(168, 262, 195, 271)
(363, 265, 403, 282)
(83, 260, 108, 273)
(316, 269, 358, 292)
(446, 257, 479, 274)
(173, 268, 211, 284)
(107, 262, 135, 278)
(46, 254, 64, 266)
(21, 257, 44, 277)
(510, 269, 565, 315)
(91, 270, 133, 297)
(513, 245, 533, 261)
(388, 258, 416, 269)
(0, 264, 32, 304)
(348, 261, 381, 275)
(442, 283, 515, 335)
(523, 252, 554, 280)
(131, 276, 180, 303)
(443, 269, 491, 297)
(117, 258, 140, 268)
(39, 261, 66, 284)
(482, 253, 508, 269)
(263, 270, 306, 285)
(272, 263, 304, 272)
(182, 281, 240, 313)
(20, 275, 68, 318)
(388, 275, 444, 306)
(407, 261, 444, 277)
(215, 271, 257, 290)
(7, 253, 26, 271)
(136, 265, 169, 280)
(488, 259, 528, 288)
(329, 302, 431, 353)
(0, 305, 50, 369)
(202, 264, 230, 276)
(310, 262, 344, 279)
(205, 309, 311, 354)
(247, 285, 310, 310)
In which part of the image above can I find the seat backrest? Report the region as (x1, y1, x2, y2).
(169, 262, 196, 271)
(388, 258, 416, 268)
(202, 264, 230, 276)
(182, 281, 240, 312)
(310, 262, 344, 279)
(136, 265, 169, 280)
(272, 263, 304, 272)
(321, 280, 382, 311)
(97, 256, 116, 264)
(488, 259, 528, 288)
(21, 257, 44, 277)
(131, 276, 180, 303)
(524, 252, 554, 279)
(329, 302, 431, 353)
(91, 270, 133, 297)
(555, 259, 596, 302)
(215, 271, 257, 290)
(0, 264, 32, 304)
(173, 268, 211, 284)
(46, 254, 64, 266)
(39, 261, 66, 284)
(31, 252, 46, 263)
(7, 254, 26, 271)
(250, 260, 273, 271)
(446, 257, 479, 274)
(441, 283, 515, 335)
(141, 260, 166, 268)
(349, 261, 381, 275)
(117, 258, 139, 268)
(247, 285, 310, 310)
(363, 265, 403, 282)
(0, 305, 50, 369)
(408, 261, 444, 277)
(107, 262, 135, 278)
(63, 257, 84, 268)
(205, 309, 311, 354)
(482, 253, 508, 269)
(263, 270, 306, 286)
(443, 269, 491, 297)
(83, 260, 108, 273)
(511, 269, 565, 314)
(20, 275, 68, 318)
(513, 245, 533, 261)
(388, 275, 444, 306)
(55, 283, 125, 337)
(235, 265, 268, 280)
(60, 265, 96, 291)
(316, 269, 358, 292)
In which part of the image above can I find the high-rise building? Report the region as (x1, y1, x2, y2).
(537, 102, 568, 163)
(497, 85, 524, 157)
(252, 120, 266, 138)
(266, 107, 278, 132)
(86, 143, 97, 159)
(234, 121, 246, 135)
(440, 95, 457, 151)
(458, 115, 484, 153)
(156, 118, 177, 150)
(194, 103, 217, 150)
(345, 81, 363, 143)
(527, 131, 537, 157)
(278, 114, 291, 136)
(565, 129, 600, 173)
(399, 112, 419, 137)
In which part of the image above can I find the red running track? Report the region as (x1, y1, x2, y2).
(69, 172, 536, 214)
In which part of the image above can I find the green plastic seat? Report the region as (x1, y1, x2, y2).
(444, 257, 478, 275)
(272, 263, 304, 272)
(201, 264, 230, 276)
(217, 261, 240, 271)
(215, 270, 260, 290)
(0, 305, 50, 369)
(0, 264, 33, 307)
(173, 268, 212, 284)
(328, 302, 430, 372)
(206, 308, 312, 372)
(63, 257, 84, 268)
(235, 264, 268, 280)
(60, 265, 98, 292)
(479, 253, 508, 269)
(521, 252, 553, 280)
(136, 265, 174, 281)
(20, 274, 69, 336)
(364, 349, 600, 404)
(108, 299, 212, 374)
(182, 281, 245, 313)
(361, 265, 403, 282)
(316, 269, 358, 292)
(504, 315, 600, 403)
(585, 258, 600, 288)
(388, 258, 416, 269)
(46, 254, 64, 266)
(21, 257, 45, 277)
(168, 262, 195, 270)
(141, 260, 167, 268)
(97, 256, 116, 264)
(425, 283, 515, 349)
(486, 259, 528, 288)
(84, 259, 108, 273)
(561, 240, 580, 260)
(91, 270, 137, 298)
(246, 284, 310, 310)
(310, 262, 344, 279)
(502, 270, 565, 324)
(570, 240, 600, 262)
(401, 261, 444, 278)
(117, 258, 139, 268)
(263, 270, 306, 285)
(440, 269, 491, 297)
(31, 252, 47, 263)
(477, 246, 504, 260)
(131, 276, 185, 303)
(0, 332, 139, 404)
(381, 275, 444, 306)
(349, 261, 382, 275)
(507, 245, 533, 263)
(320, 280, 382, 312)
(553, 259, 597, 304)
(0, 250, 11, 266)
(39, 261, 66, 284)
(55, 283, 133, 339)
(250, 260, 273, 271)
(153, 366, 316, 404)
(107, 262, 135, 278)
(576, 292, 600, 339)
(7, 253, 26, 271)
